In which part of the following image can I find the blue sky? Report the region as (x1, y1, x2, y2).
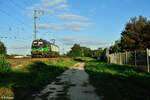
(0, 0, 150, 55)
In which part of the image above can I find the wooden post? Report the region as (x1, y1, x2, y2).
(120, 53, 121, 64)
(146, 48, 150, 72)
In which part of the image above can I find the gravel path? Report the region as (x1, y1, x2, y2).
(33, 63, 101, 100)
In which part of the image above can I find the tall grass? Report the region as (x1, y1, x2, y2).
(0, 58, 77, 100)
(0, 54, 11, 74)
(85, 61, 150, 100)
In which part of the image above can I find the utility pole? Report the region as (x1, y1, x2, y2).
(34, 10, 37, 40)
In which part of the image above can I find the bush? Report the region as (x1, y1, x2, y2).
(0, 54, 11, 74)
(0, 41, 6, 55)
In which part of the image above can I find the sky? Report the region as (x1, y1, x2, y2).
(0, 0, 150, 55)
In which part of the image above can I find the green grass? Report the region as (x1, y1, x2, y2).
(0, 58, 77, 100)
(74, 57, 95, 62)
(85, 61, 150, 100)
(0, 54, 11, 74)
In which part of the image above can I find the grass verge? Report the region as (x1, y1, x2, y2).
(85, 61, 150, 100)
(0, 57, 76, 100)
(74, 57, 95, 62)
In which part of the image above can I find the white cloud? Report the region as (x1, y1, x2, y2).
(26, 4, 41, 10)
(63, 22, 92, 28)
(37, 22, 92, 31)
(37, 9, 54, 15)
(56, 4, 68, 10)
(42, 0, 66, 7)
(58, 37, 110, 47)
(26, 0, 67, 14)
(37, 23, 60, 30)
(59, 14, 88, 21)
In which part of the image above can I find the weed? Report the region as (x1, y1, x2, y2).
(85, 61, 150, 100)
(0, 54, 11, 74)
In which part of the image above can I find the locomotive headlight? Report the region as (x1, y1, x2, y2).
(38, 48, 43, 52)
(44, 48, 48, 51)
(32, 48, 36, 51)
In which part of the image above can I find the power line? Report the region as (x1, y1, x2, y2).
(9, 0, 25, 10)
(0, 8, 31, 28)
(6, 0, 33, 28)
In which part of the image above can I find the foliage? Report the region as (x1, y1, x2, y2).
(0, 58, 76, 100)
(67, 44, 103, 60)
(0, 41, 6, 55)
(109, 40, 121, 53)
(91, 48, 103, 59)
(85, 61, 150, 100)
(67, 44, 93, 57)
(67, 44, 82, 57)
(121, 16, 150, 51)
(74, 57, 95, 62)
(0, 54, 11, 74)
(99, 48, 109, 62)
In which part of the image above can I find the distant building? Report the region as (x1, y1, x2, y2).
(14, 56, 24, 58)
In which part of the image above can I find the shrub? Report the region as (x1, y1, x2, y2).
(0, 41, 6, 55)
(0, 54, 11, 74)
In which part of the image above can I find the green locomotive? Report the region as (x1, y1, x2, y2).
(31, 39, 60, 58)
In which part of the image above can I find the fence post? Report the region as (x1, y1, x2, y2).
(125, 51, 127, 64)
(134, 50, 137, 67)
(146, 48, 149, 72)
(120, 53, 121, 64)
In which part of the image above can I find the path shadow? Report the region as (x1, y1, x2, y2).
(0, 61, 67, 100)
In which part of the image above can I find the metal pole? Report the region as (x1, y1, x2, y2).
(146, 48, 150, 72)
(34, 10, 37, 40)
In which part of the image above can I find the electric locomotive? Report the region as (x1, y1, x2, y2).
(31, 39, 60, 58)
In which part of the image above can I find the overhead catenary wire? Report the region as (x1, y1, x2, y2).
(0, 8, 31, 29)
(9, 0, 25, 10)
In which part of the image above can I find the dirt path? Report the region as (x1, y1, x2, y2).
(33, 63, 101, 100)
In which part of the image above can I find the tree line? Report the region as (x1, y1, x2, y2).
(67, 44, 103, 59)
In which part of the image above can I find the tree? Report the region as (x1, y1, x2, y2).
(121, 16, 150, 51)
(0, 41, 6, 55)
(81, 47, 92, 57)
(92, 48, 103, 59)
(100, 48, 109, 62)
(109, 40, 121, 53)
(67, 43, 103, 59)
(67, 44, 82, 57)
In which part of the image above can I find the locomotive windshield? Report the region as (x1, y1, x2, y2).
(32, 41, 44, 48)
